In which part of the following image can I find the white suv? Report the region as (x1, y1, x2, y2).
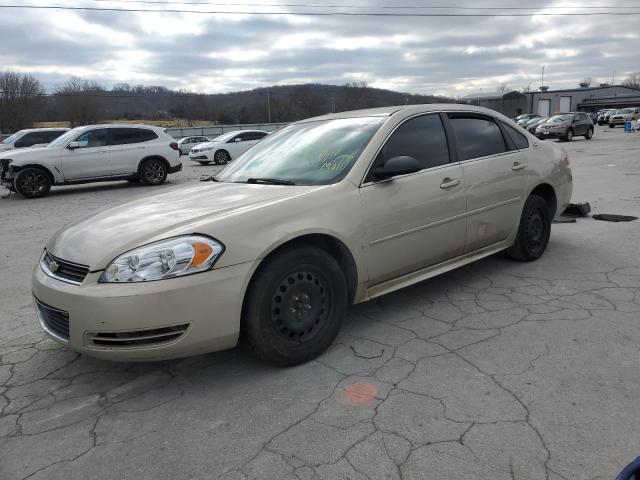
(0, 128, 70, 152)
(0, 125, 182, 198)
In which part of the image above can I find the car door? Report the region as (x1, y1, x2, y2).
(109, 128, 148, 176)
(226, 132, 254, 158)
(359, 113, 467, 285)
(446, 113, 528, 253)
(59, 128, 111, 180)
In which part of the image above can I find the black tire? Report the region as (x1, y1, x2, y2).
(126, 179, 139, 183)
(13, 167, 52, 199)
(585, 127, 593, 140)
(243, 246, 348, 366)
(139, 158, 168, 186)
(214, 150, 231, 165)
(198, 161, 211, 166)
(563, 129, 573, 142)
(609, 124, 614, 128)
(506, 194, 551, 262)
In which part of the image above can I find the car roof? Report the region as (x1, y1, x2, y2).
(18, 127, 70, 133)
(296, 103, 514, 124)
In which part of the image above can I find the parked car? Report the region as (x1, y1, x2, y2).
(608, 107, 640, 128)
(0, 125, 181, 198)
(598, 109, 616, 125)
(535, 112, 594, 141)
(31, 104, 572, 364)
(0, 128, 69, 152)
(177, 135, 210, 155)
(189, 130, 269, 165)
(588, 112, 599, 124)
(526, 117, 548, 133)
(516, 114, 540, 125)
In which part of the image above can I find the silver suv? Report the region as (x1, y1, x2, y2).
(535, 112, 594, 141)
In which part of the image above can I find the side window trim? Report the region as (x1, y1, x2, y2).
(497, 121, 530, 152)
(360, 112, 453, 186)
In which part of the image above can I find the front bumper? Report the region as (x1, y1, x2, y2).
(609, 118, 628, 126)
(169, 163, 183, 174)
(31, 260, 255, 361)
(189, 153, 213, 162)
(536, 129, 567, 139)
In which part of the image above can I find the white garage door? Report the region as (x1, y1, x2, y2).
(560, 96, 571, 113)
(538, 99, 551, 117)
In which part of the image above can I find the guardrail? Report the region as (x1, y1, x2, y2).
(165, 122, 288, 139)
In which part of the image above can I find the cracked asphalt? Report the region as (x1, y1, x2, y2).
(1, 126, 639, 480)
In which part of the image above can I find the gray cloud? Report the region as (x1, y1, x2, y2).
(0, 0, 638, 96)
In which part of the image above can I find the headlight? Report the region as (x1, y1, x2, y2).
(201, 146, 214, 152)
(99, 235, 224, 283)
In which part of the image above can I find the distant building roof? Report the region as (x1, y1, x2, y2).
(463, 90, 524, 100)
(529, 84, 640, 94)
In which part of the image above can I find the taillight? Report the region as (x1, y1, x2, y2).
(561, 147, 570, 167)
(170, 142, 179, 151)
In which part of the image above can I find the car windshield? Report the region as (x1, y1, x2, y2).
(2, 132, 21, 144)
(546, 114, 573, 124)
(217, 117, 385, 186)
(617, 108, 634, 114)
(47, 128, 82, 148)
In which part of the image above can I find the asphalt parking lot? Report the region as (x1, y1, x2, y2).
(1, 126, 639, 480)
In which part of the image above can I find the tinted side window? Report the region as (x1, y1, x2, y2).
(253, 132, 268, 140)
(366, 114, 449, 182)
(139, 129, 158, 142)
(42, 131, 65, 143)
(110, 128, 141, 145)
(15, 132, 42, 148)
(501, 123, 529, 151)
(448, 115, 507, 160)
(75, 129, 108, 148)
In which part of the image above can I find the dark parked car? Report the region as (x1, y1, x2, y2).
(515, 114, 540, 125)
(588, 112, 599, 124)
(526, 117, 548, 133)
(535, 112, 594, 141)
(598, 109, 616, 125)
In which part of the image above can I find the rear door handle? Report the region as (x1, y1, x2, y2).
(440, 178, 460, 189)
(512, 162, 526, 171)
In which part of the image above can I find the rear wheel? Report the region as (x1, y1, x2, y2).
(585, 127, 593, 140)
(214, 150, 231, 165)
(506, 194, 551, 261)
(243, 246, 348, 366)
(139, 158, 168, 186)
(13, 167, 51, 199)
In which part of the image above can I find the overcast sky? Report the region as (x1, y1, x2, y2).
(1, 1, 639, 97)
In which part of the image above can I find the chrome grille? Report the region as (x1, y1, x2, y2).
(41, 251, 89, 284)
(87, 324, 189, 348)
(34, 297, 70, 341)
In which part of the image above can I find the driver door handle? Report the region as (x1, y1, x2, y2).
(440, 178, 460, 189)
(512, 162, 526, 171)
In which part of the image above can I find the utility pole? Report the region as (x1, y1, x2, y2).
(267, 91, 272, 123)
(541, 65, 545, 88)
(330, 96, 335, 113)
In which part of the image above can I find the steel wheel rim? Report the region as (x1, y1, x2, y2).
(19, 171, 47, 196)
(524, 208, 546, 254)
(144, 161, 164, 183)
(270, 269, 331, 344)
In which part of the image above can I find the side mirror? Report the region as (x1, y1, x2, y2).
(234, 137, 242, 143)
(67, 141, 79, 150)
(373, 156, 422, 180)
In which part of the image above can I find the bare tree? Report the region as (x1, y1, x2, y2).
(0, 71, 46, 133)
(55, 77, 105, 126)
(622, 72, 640, 90)
(497, 82, 510, 94)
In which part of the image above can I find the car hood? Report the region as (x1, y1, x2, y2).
(191, 141, 221, 150)
(0, 144, 13, 152)
(46, 182, 326, 270)
(0, 146, 55, 162)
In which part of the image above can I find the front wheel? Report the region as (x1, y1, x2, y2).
(139, 158, 168, 186)
(585, 128, 593, 140)
(243, 246, 348, 366)
(13, 167, 52, 199)
(214, 150, 231, 165)
(609, 124, 615, 128)
(564, 129, 573, 142)
(506, 194, 551, 262)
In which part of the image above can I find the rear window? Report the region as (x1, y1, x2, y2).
(139, 129, 158, 142)
(448, 115, 507, 160)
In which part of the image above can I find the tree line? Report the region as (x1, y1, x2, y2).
(0, 72, 458, 133)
